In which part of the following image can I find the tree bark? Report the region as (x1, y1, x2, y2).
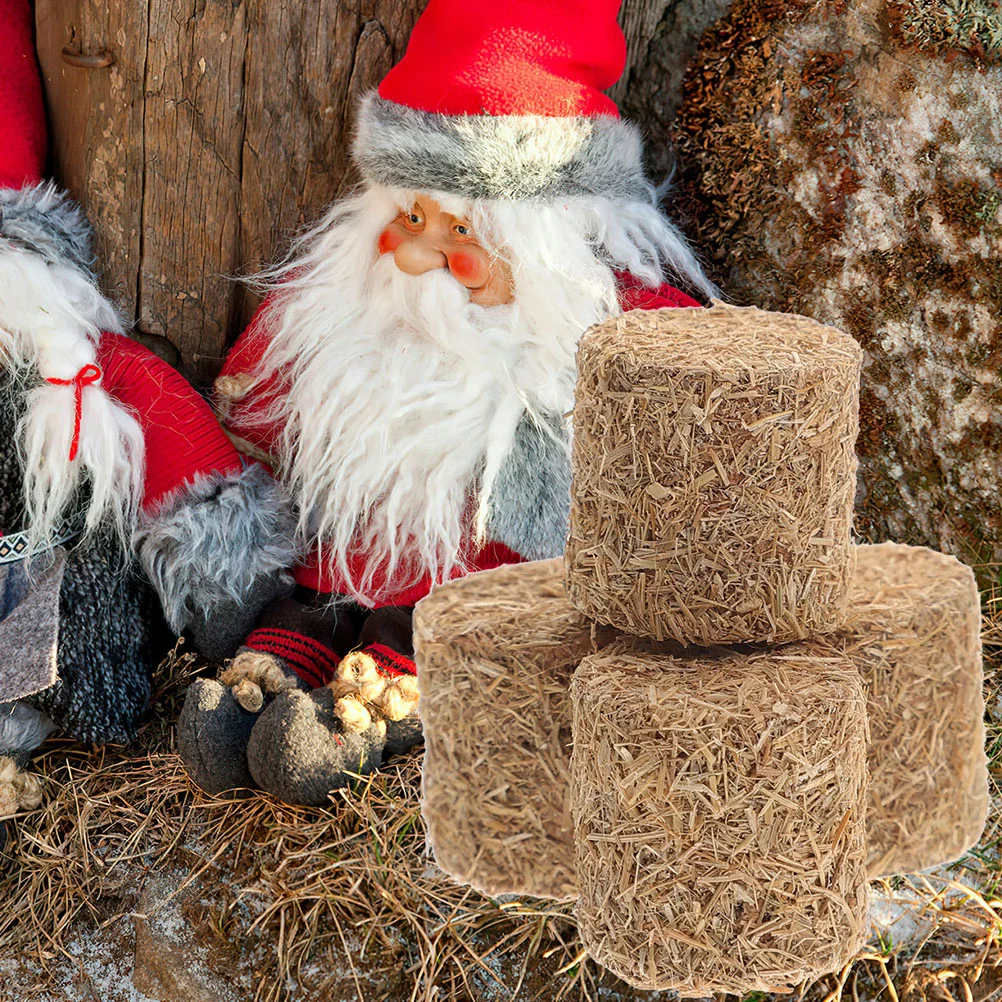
(35, 0, 425, 385)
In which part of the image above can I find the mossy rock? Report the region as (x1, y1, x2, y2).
(670, 0, 1002, 587)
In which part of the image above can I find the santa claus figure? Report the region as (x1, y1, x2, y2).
(178, 0, 716, 805)
(0, 0, 295, 820)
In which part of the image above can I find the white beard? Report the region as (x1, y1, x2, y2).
(0, 249, 143, 551)
(254, 252, 571, 603)
(243, 181, 713, 603)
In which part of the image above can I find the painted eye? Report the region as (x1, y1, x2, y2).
(401, 208, 424, 230)
(453, 222, 471, 236)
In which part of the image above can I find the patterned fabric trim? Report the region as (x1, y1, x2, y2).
(363, 643, 417, 678)
(0, 522, 81, 565)
(244, 627, 341, 689)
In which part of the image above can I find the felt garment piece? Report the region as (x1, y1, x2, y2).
(176, 678, 259, 796)
(0, 548, 65, 703)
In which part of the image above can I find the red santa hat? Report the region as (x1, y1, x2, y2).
(352, 0, 649, 203)
(0, 0, 100, 290)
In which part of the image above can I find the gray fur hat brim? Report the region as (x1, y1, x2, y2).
(0, 181, 95, 278)
(352, 92, 652, 203)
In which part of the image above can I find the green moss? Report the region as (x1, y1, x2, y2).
(935, 178, 1002, 237)
(888, 0, 1002, 64)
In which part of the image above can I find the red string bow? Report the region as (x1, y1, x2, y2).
(45, 363, 103, 461)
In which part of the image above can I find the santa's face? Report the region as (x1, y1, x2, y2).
(376, 194, 514, 307)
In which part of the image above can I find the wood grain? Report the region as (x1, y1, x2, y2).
(35, 0, 147, 312)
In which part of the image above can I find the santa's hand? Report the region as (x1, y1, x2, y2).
(326, 648, 420, 731)
(220, 650, 302, 713)
(0, 757, 43, 819)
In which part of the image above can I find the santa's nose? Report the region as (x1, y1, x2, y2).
(393, 238, 448, 276)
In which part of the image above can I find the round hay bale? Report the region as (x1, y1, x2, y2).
(565, 302, 862, 644)
(570, 639, 870, 994)
(839, 542, 987, 878)
(413, 559, 621, 899)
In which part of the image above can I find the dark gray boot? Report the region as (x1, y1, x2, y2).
(383, 713, 423, 759)
(176, 679, 259, 796)
(246, 687, 385, 806)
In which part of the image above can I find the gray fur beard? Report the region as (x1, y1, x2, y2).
(485, 409, 572, 562)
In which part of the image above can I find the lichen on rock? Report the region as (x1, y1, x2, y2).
(887, 0, 1002, 64)
(671, 0, 1002, 585)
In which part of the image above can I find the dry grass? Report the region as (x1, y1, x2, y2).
(570, 639, 871, 995)
(0, 579, 999, 1000)
(565, 303, 861, 645)
(0, 645, 653, 1002)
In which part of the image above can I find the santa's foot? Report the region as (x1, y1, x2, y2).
(176, 679, 260, 796)
(383, 712, 424, 759)
(0, 756, 43, 819)
(246, 688, 385, 806)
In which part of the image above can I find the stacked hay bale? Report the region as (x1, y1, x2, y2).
(415, 302, 988, 994)
(414, 559, 620, 900)
(564, 303, 872, 992)
(841, 542, 987, 879)
(571, 640, 870, 994)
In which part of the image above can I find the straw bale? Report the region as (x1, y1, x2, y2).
(570, 639, 870, 994)
(838, 542, 988, 878)
(413, 559, 623, 899)
(565, 302, 862, 644)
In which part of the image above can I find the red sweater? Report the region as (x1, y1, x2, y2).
(220, 273, 700, 606)
(96, 333, 243, 513)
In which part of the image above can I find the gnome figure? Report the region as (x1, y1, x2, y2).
(178, 0, 716, 805)
(0, 0, 296, 818)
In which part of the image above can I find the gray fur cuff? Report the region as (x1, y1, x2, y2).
(135, 464, 298, 635)
(486, 410, 572, 561)
(0, 181, 95, 279)
(352, 92, 651, 203)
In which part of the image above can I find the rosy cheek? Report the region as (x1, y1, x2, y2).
(378, 228, 403, 255)
(446, 250, 483, 284)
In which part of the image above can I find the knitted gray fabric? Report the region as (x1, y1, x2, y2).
(0, 372, 161, 758)
(247, 688, 385, 806)
(176, 678, 259, 796)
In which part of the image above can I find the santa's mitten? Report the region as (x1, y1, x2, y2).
(0, 756, 43, 819)
(245, 687, 385, 806)
(176, 679, 259, 796)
